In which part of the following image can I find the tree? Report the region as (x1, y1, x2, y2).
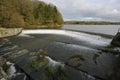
(52, 6, 64, 25)
(0, 0, 63, 28)
(0, 0, 25, 28)
(16, 0, 34, 24)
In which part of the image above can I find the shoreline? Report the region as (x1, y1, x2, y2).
(64, 21, 120, 25)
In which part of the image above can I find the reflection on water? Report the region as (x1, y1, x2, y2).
(63, 25, 120, 35)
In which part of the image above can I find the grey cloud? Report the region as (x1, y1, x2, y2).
(42, 0, 120, 22)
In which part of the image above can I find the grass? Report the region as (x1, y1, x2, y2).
(44, 65, 67, 80)
(29, 56, 48, 72)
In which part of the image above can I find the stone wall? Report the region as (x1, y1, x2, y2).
(0, 28, 22, 38)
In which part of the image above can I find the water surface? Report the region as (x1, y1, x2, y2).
(63, 25, 120, 36)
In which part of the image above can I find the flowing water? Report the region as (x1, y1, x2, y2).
(0, 25, 120, 80)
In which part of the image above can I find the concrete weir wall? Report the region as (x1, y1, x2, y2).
(0, 28, 22, 38)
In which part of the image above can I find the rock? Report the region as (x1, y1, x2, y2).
(0, 57, 6, 67)
(0, 67, 8, 80)
(12, 73, 26, 80)
(111, 32, 120, 47)
(35, 49, 48, 56)
(0, 57, 8, 79)
(1, 78, 7, 80)
(66, 58, 82, 67)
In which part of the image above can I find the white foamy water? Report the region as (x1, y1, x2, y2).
(6, 62, 16, 77)
(19, 33, 34, 38)
(45, 56, 64, 67)
(6, 62, 27, 80)
(21, 29, 111, 46)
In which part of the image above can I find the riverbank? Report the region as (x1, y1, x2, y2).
(0, 28, 22, 39)
(64, 21, 120, 25)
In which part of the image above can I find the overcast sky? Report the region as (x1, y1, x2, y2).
(41, 0, 120, 22)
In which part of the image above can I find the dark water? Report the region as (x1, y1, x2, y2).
(63, 25, 120, 36)
(1, 26, 120, 80)
(5, 29, 120, 80)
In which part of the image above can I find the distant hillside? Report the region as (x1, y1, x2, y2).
(0, 0, 63, 29)
(64, 21, 120, 25)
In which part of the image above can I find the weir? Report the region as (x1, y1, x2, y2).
(0, 28, 22, 38)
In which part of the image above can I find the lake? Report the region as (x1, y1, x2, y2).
(63, 25, 120, 36)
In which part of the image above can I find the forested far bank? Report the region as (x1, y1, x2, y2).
(0, 0, 64, 29)
(64, 21, 120, 25)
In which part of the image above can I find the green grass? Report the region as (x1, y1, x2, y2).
(29, 57, 48, 72)
(44, 65, 67, 80)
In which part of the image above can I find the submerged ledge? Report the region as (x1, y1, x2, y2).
(63, 29, 114, 39)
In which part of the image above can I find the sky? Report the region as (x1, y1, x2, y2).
(41, 0, 120, 22)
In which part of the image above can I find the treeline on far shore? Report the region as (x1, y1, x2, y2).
(0, 0, 63, 29)
(64, 21, 120, 25)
